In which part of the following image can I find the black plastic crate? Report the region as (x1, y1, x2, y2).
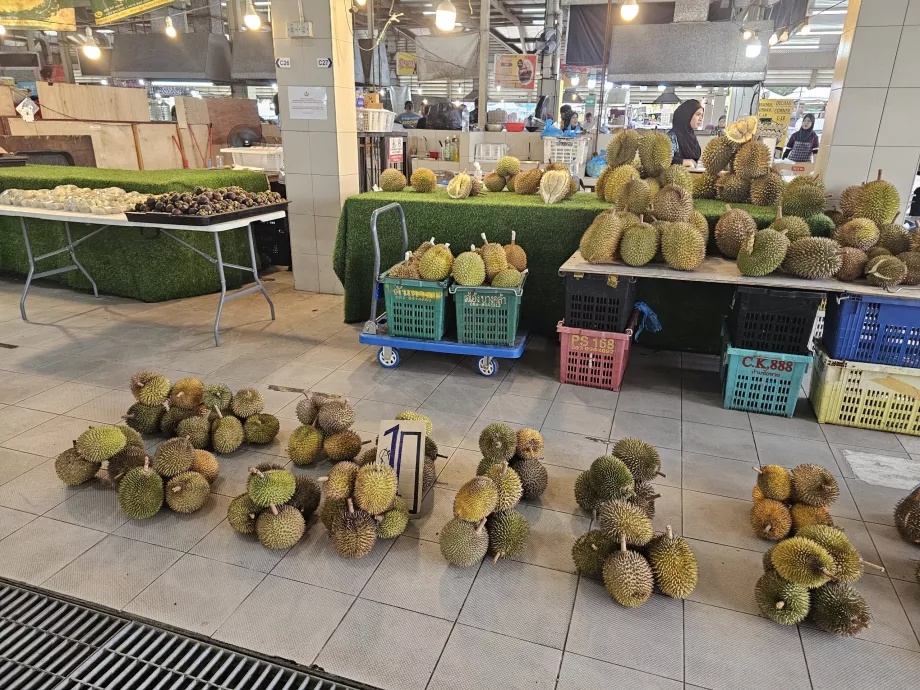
(564, 273, 637, 332)
(728, 286, 825, 355)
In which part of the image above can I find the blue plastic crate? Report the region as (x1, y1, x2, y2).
(823, 293, 920, 368)
(720, 324, 812, 418)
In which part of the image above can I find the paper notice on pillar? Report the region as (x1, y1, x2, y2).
(288, 87, 328, 120)
(494, 55, 538, 90)
(415, 33, 480, 81)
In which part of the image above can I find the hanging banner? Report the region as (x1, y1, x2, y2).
(0, 2, 76, 32)
(493, 55, 537, 90)
(396, 52, 417, 76)
(91, 0, 174, 25)
(757, 98, 795, 147)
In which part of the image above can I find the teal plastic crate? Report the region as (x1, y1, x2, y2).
(449, 272, 528, 347)
(380, 269, 451, 341)
(720, 323, 812, 418)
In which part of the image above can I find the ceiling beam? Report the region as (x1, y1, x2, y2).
(489, 0, 527, 51)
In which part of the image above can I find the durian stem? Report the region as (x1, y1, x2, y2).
(666, 525, 673, 539)
(347, 498, 355, 514)
(248, 467, 265, 477)
(437, 453, 448, 459)
(877, 168, 883, 182)
(361, 439, 372, 446)
(123, 414, 134, 420)
(775, 601, 785, 610)
(511, 230, 516, 244)
(269, 504, 279, 515)
(820, 567, 837, 580)
(619, 533, 627, 551)
(752, 466, 763, 474)
(318, 476, 328, 482)
(213, 406, 222, 419)
(476, 518, 486, 533)
(860, 559, 885, 572)
(764, 524, 772, 533)
(656, 471, 667, 478)
(651, 494, 662, 501)
(171, 485, 182, 493)
(590, 544, 598, 552)
(492, 552, 502, 564)
(248, 513, 256, 520)
(143, 457, 150, 471)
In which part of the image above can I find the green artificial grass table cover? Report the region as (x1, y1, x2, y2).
(0, 166, 270, 302)
(333, 188, 780, 352)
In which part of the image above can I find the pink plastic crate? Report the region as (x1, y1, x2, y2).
(557, 321, 633, 391)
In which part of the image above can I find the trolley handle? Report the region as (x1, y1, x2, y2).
(368, 202, 409, 325)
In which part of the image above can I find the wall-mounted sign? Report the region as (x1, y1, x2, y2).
(396, 52, 417, 76)
(0, 2, 76, 31)
(317, 58, 333, 69)
(91, 0, 173, 25)
(275, 57, 292, 69)
(288, 86, 328, 120)
(493, 55, 537, 90)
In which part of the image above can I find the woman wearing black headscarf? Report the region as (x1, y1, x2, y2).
(668, 99, 704, 168)
(783, 113, 819, 162)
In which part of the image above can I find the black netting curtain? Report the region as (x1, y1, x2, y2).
(565, 3, 677, 67)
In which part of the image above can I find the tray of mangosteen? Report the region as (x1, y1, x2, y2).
(125, 186, 288, 226)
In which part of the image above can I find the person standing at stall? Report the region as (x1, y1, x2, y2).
(783, 113, 820, 162)
(667, 99, 704, 167)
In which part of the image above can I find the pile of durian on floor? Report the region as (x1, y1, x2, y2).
(751, 464, 883, 635)
(571, 438, 698, 607)
(385, 232, 528, 288)
(438, 424, 549, 567)
(893, 486, 920, 585)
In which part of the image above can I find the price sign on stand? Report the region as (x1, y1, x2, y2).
(376, 419, 428, 516)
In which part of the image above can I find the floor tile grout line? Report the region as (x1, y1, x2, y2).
(552, 568, 582, 689)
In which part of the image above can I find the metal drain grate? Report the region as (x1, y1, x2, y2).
(0, 583, 370, 690)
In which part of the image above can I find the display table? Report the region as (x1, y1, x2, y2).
(0, 204, 284, 346)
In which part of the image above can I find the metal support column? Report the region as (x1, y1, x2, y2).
(478, 2, 491, 129)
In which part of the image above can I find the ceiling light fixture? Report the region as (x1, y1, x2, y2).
(621, 0, 639, 22)
(746, 40, 762, 57)
(570, 74, 580, 87)
(799, 18, 811, 35)
(82, 27, 101, 60)
(768, 32, 779, 46)
(0, 24, 6, 36)
(165, 16, 177, 38)
(742, 28, 753, 41)
(779, 29, 790, 42)
(658, 84, 666, 91)
(436, 1, 457, 31)
(243, 0, 262, 30)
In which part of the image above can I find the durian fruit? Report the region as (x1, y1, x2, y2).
(839, 184, 862, 220)
(690, 211, 709, 243)
(808, 581, 871, 636)
(770, 536, 835, 588)
(651, 185, 693, 223)
(377, 496, 409, 539)
(484, 172, 506, 193)
(317, 398, 355, 435)
(244, 414, 280, 444)
(836, 218, 880, 251)
(894, 487, 920, 542)
(754, 465, 793, 502)
(782, 238, 843, 280)
(486, 509, 529, 561)
(539, 169, 572, 204)
(791, 503, 834, 531)
(503, 231, 527, 271)
(324, 430, 364, 462)
(395, 410, 432, 435)
(288, 424, 324, 465)
(231, 388, 265, 418)
(290, 475, 322, 516)
(153, 436, 195, 477)
(257, 504, 306, 549)
(755, 571, 811, 625)
(107, 446, 148, 487)
(454, 476, 499, 522)
(574, 471, 602, 514)
(320, 497, 346, 532)
(637, 131, 672, 177)
(116, 425, 144, 450)
(837, 247, 869, 281)
(354, 462, 398, 515)
(737, 229, 790, 277)
(763, 544, 776, 571)
(419, 244, 454, 280)
(612, 438, 661, 483)
(715, 205, 758, 259)
(452, 246, 486, 287)
(753, 486, 765, 502)
(159, 406, 194, 436)
(55, 446, 100, 486)
(734, 140, 772, 180)
(125, 403, 164, 434)
(492, 267, 523, 288)
(602, 534, 654, 607)
(411, 168, 437, 193)
(797, 525, 883, 582)
(616, 178, 652, 215)
(331, 499, 377, 558)
(603, 164, 640, 203)
(865, 255, 907, 288)
(485, 462, 523, 512)
(325, 461, 360, 500)
(247, 467, 296, 507)
(580, 209, 626, 264)
(782, 175, 827, 218)
(295, 393, 322, 425)
(495, 155, 521, 178)
(423, 459, 437, 494)
(440, 517, 488, 567)
(750, 499, 793, 541)
(595, 167, 610, 200)
(716, 172, 750, 204)
(749, 171, 784, 206)
(76, 426, 126, 463)
(228, 494, 260, 534)
(630, 482, 660, 519)
(897, 251, 920, 285)
(590, 455, 634, 502)
(661, 222, 706, 271)
(202, 383, 232, 414)
(446, 172, 473, 199)
(658, 165, 692, 192)
(117, 459, 164, 519)
(165, 471, 210, 513)
(854, 169, 900, 226)
(648, 525, 698, 599)
(692, 172, 718, 199)
(211, 409, 245, 454)
(516, 428, 543, 461)
(506, 173, 518, 192)
(389, 253, 419, 280)
(606, 130, 640, 167)
(514, 167, 543, 195)
(877, 215, 910, 254)
(572, 529, 615, 576)
(808, 213, 839, 238)
(177, 415, 211, 450)
(169, 377, 204, 409)
(701, 134, 738, 173)
(647, 178, 661, 198)
(478, 234, 508, 282)
(597, 499, 654, 546)
(379, 168, 407, 192)
(510, 457, 548, 500)
(191, 449, 219, 483)
(425, 437, 439, 463)
(770, 204, 811, 243)
(130, 371, 171, 406)
(479, 423, 517, 462)
(619, 218, 659, 267)
(791, 464, 839, 506)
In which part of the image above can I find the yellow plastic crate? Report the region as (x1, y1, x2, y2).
(810, 347, 920, 435)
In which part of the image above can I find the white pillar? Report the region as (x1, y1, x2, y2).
(477, 2, 490, 128)
(272, 0, 359, 294)
(815, 0, 920, 216)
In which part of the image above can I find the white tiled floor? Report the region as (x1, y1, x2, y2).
(0, 271, 919, 690)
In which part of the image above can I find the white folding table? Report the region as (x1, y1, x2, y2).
(0, 204, 286, 346)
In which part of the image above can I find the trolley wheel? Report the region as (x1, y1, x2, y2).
(377, 347, 400, 368)
(478, 356, 498, 377)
